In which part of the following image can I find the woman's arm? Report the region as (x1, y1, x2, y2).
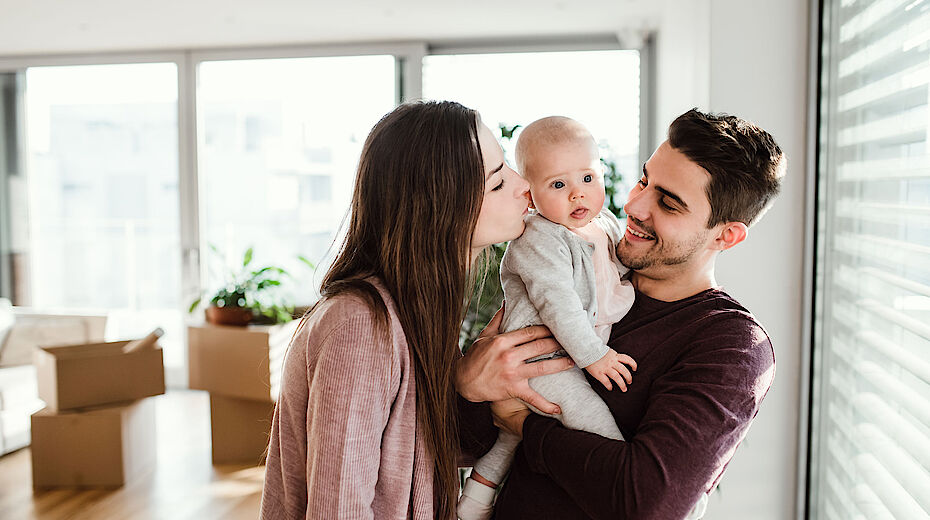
(265, 312, 398, 519)
(496, 316, 775, 520)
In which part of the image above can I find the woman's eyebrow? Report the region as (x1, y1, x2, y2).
(486, 162, 504, 179)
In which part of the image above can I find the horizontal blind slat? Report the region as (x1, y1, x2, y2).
(855, 393, 930, 473)
(837, 62, 927, 111)
(857, 267, 930, 297)
(855, 454, 930, 519)
(839, 11, 930, 77)
(836, 156, 930, 181)
(840, 0, 915, 42)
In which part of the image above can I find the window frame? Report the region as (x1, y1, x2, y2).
(799, 0, 824, 518)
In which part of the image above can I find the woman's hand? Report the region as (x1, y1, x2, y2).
(491, 398, 532, 438)
(455, 305, 573, 415)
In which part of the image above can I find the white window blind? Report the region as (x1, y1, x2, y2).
(811, 0, 930, 519)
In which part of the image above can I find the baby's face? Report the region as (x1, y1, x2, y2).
(523, 141, 606, 229)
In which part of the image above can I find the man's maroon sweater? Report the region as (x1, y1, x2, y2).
(459, 287, 775, 520)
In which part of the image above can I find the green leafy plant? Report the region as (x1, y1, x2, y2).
(601, 153, 626, 219)
(188, 245, 316, 324)
(459, 243, 506, 351)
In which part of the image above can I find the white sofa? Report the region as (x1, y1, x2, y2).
(0, 299, 106, 456)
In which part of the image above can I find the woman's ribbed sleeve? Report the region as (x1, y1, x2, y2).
(262, 313, 399, 520)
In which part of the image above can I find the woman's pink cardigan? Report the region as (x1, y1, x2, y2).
(260, 279, 434, 519)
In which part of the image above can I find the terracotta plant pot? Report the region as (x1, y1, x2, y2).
(205, 306, 253, 327)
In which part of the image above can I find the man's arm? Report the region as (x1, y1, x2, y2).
(455, 305, 574, 460)
(454, 305, 572, 412)
(513, 316, 775, 520)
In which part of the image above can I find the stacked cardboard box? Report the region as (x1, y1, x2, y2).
(188, 321, 296, 465)
(31, 339, 165, 488)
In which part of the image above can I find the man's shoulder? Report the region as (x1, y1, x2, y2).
(682, 289, 775, 367)
(681, 288, 768, 334)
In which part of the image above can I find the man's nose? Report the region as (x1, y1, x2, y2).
(624, 189, 648, 220)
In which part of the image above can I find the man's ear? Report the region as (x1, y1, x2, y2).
(712, 222, 748, 251)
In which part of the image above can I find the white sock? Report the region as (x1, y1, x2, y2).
(462, 477, 497, 504)
(456, 477, 497, 520)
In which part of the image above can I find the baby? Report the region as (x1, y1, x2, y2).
(457, 116, 637, 520)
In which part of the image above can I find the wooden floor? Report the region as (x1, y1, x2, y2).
(0, 390, 265, 520)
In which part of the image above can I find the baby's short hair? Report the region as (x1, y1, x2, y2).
(515, 116, 598, 176)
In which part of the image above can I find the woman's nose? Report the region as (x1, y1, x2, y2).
(514, 173, 530, 196)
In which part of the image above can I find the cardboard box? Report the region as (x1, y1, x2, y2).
(210, 394, 275, 465)
(34, 340, 165, 412)
(31, 398, 156, 488)
(188, 322, 296, 402)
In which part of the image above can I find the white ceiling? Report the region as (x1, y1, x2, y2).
(0, 0, 661, 57)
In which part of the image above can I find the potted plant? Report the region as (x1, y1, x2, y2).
(188, 245, 315, 326)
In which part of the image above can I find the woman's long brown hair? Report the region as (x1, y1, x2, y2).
(314, 100, 484, 518)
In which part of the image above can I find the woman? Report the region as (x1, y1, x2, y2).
(260, 100, 559, 519)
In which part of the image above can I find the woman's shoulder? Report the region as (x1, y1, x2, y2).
(301, 278, 403, 350)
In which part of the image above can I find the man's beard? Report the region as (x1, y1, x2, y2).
(619, 229, 708, 271)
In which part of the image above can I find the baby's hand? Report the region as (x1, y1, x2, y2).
(585, 350, 637, 391)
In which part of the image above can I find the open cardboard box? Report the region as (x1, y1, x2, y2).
(34, 340, 165, 412)
(210, 394, 275, 465)
(31, 398, 156, 488)
(188, 322, 296, 402)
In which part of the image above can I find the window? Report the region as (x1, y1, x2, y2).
(810, 1, 930, 518)
(422, 49, 641, 199)
(19, 63, 184, 368)
(196, 55, 396, 306)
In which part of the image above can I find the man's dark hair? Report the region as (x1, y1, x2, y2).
(668, 108, 785, 227)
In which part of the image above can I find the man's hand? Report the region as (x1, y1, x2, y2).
(584, 350, 637, 391)
(455, 305, 573, 415)
(491, 398, 532, 438)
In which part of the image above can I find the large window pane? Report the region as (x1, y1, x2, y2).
(811, 1, 930, 518)
(422, 50, 640, 199)
(23, 63, 182, 369)
(197, 55, 396, 307)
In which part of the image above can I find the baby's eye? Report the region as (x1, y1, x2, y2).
(583, 174, 593, 182)
(552, 181, 565, 189)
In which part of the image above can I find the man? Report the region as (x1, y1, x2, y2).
(455, 108, 785, 519)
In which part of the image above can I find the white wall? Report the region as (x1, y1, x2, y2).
(654, 0, 711, 146)
(654, 0, 809, 519)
